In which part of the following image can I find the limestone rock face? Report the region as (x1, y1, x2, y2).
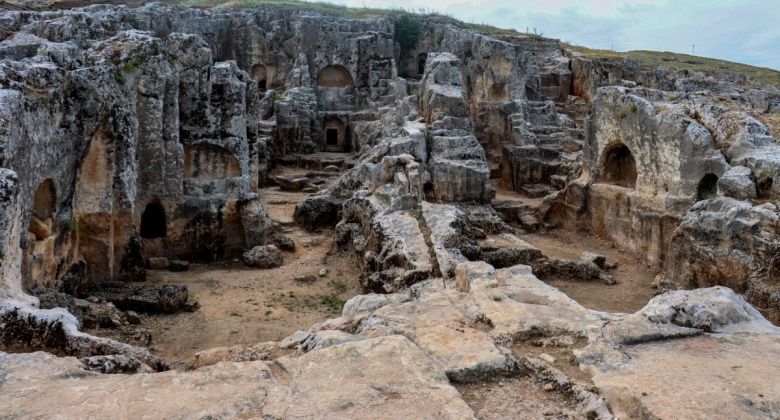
(0, 20, 271, 288)
(718, 165, 757, 200)
(578, 287, 780, 419)
(0, 169, 33, 304)
(0, 336, 475, 419)
(420, 53, 493, 203)
(584, 86, 729, 197)
(667, 197, 780, 323)
(242, 244, 283, 269)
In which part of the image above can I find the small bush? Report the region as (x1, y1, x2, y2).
(630, 103, 638, 113)
(122, 58, 141, 73)
(668, 93, 677, 100)
(393, 13, 423, 50)
(436, 31, 445, 45)
(759, 169, 775, 186)
(273, 94, 286, 101)
(229, 311, 242, 317)
(618, 110, 627, 119)
(63, 219, 78, 231)
(115, 72, 126, 86)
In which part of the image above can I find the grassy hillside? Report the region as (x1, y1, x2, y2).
(563, 44, 780, 87)
(181, 0, 423, 19)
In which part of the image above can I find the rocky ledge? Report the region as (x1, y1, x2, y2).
(2, 265, 778, 418)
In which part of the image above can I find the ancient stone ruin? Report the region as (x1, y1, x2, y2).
(1, 3, 780, 418)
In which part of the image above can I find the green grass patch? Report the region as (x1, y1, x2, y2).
(122, 58, 141, 73)
(63, 219, 78, 231)
(320, 295, 345, 312)
(328, 279, 347, 294)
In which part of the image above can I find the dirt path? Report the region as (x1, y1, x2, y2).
(522, 229, 658, 314)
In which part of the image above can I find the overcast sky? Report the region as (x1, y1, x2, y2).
(314, 0, 780, 70)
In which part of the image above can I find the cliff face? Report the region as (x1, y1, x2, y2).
(0, 24, 270, 289)
(0, 4, 565, 296)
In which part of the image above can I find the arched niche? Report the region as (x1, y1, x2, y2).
(417, 53, 428, 75)
(140, 202, 166, 239)
(251, 64, 268, 91)
(322, 117, 347, 152)
(316, 65, 353, 88)
(29, 179, 55, 241)
(600, 143, 637, 188)
(696, 173, 719, 201)
(184, 143, 241, 179)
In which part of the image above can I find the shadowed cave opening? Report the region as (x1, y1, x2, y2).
(600, 143, 637, 188)
(140, 202, 167, 239)
(29, 179, 55, 241)
(417, 53, 427, 75)
(696, 173, 719, 201)
(252, 64, 268, 92)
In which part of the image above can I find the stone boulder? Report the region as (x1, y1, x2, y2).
(242, 245, 283, 269)
(0, 301, 166, 371)
(192, 341, 283, 369)
(293, 195, 343, 231)
(79, 355, 154, 374)
(271, 233, 296, 252)
(274, 174, 311, 192)
(580, 252, 606, 268)
(717, 165, 757, 200)
(533, 259, 616, 285)
(89, 282, 189, 314)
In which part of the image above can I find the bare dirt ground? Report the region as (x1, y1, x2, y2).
(490, 181, 657, 314)
(456, 375, 580, 419)
(88, 186, 363, 365)
(523, 229, 658, 314)
(87, 173, 654, 365)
